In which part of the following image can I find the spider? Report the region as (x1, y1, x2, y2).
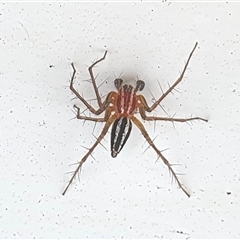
(62, 42, 207, 197)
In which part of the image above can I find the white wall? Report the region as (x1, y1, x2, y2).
(0, 2, 239, 238)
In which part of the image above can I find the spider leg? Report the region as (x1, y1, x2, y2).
(70, 63, 103, 114)
(143, 115, 207, 123)
(144, 42, 198, 112)
(73, 104, 107, 122)
(88, 51, 108, 109)
(138, 104, 208, 123)
(131, 116, 190, 197)
(70, 58, 109, 115)
(62, 110, 116, 195)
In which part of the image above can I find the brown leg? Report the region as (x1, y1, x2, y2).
(142, 42, 198, 112)
(88, 51, 107, 108)
(74, 105, 106, 122)
(131, 116, 190, 197)
(62, 112, 116, 195)
(138, 105, 207, 123)
(144, 116, 207, 123)
(70, 51, 107, 115)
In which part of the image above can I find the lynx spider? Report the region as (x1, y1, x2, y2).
(62, 42, 207, 196)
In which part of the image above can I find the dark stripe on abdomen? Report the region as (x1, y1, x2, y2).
(111, 117, 132, 158)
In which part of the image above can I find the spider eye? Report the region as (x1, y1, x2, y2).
(136, 80, 145, 91)
(114, 78, 123, 89)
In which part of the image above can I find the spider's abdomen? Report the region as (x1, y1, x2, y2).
(111, 117, 132, 158)
(116, 84, 137, 115)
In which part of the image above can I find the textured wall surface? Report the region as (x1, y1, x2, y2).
(0, 2, 239, 238)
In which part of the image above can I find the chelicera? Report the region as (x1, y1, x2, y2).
(62, 42, 207, 196)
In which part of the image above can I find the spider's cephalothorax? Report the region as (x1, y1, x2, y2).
(111, 79, 145, 157)
(62, 43, 208, 197)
